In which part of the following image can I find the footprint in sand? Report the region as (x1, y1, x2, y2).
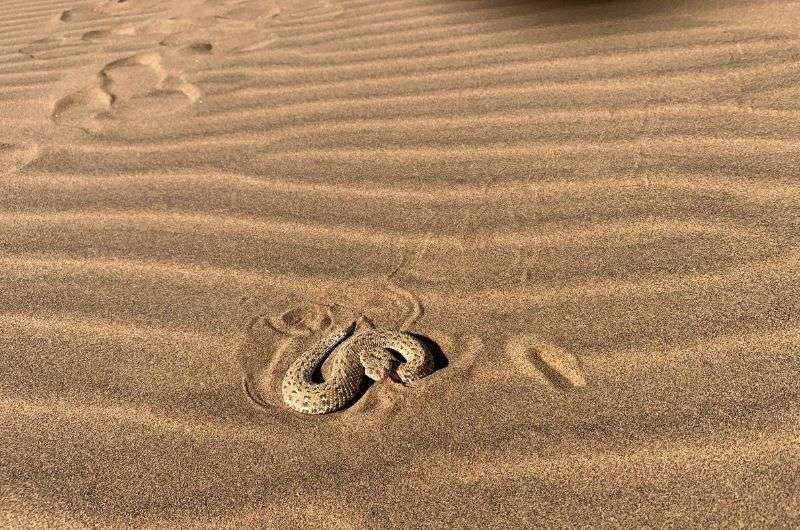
(101, 52, 201, 107)
(18, 37, 69, 60)
(51, 0, 303, 131)
(81, 27, 140, 42)
(81, 16, 195, 45)
(267, 303, 333, 338)
(52, 86, 113, 127)
(60, 0, 162, 24)
(71, 0, 282, 54)
(505, 335, 587, 390)
(51, 0, 344, 132)
(52, 51, 201, 129)
(156, 0, 281, 54)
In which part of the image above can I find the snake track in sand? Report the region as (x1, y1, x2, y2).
(281, 320, 434, 414)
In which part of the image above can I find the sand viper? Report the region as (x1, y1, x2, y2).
(281, 319, 434, 414)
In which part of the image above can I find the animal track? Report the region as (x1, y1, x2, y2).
(18, 37, 70, 59)
(267, 303, 333, 338)
(52, 86, 113, 127)
(48, 0, 348, 132)
(155, 2, 280, 54)
(60, 0, 162, 24)
(102, 52, 200, 103)
(319, 278, 424, 332)
(52, 52, 200, 129)
(81, 27, 138, 42)
(505, 335, 587, 389)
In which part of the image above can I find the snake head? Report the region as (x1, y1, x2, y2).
(393, 363, 412, 385)
(362, 349, 401, 382)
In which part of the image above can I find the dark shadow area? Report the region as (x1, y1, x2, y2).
(421, 0, 728, 46)
(527, 354, 578, 391)
(410, 333, 449, 372)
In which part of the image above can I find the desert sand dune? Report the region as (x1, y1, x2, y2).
(1, 0, 799, 527)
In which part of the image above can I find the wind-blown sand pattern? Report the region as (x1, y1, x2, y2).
(2, 0, 799, 526)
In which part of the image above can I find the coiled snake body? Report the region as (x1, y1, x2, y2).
(281, 321, 434, 414)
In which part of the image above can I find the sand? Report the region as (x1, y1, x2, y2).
(1, 0, 799, 527)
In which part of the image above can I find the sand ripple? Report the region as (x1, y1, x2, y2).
(1, 0, 798, 526)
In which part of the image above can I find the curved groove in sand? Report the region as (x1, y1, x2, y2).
(7, 167, 800, 206)
(200, 31, 786, 74)
(201, 53, 798, 101)
(2, 244, 795, 311)
(181, 75, 797, 126)
(272, 2, 706, 45)
(0, 209, 447, 247)
(0, 59, 120, 77)
(0, 393, 276, 444)
(0, 311, 233, 350)
(0, 253, 335, 293)
(590, 325, 800, 377)
(427, 248, 800, 307)
(276, 28, 777, 65)
(272, 19, 723, 58)
(86, 104, 800, 147)
(0, 210, 766, 250)
(63, 137, 800, 163)
(278, 20, 739, 60)
(422, 423, 799, 486)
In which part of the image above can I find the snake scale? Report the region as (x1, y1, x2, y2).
(281, 320, 434, 414)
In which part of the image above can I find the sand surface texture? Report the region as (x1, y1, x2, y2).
(1, 0, 799, 527)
